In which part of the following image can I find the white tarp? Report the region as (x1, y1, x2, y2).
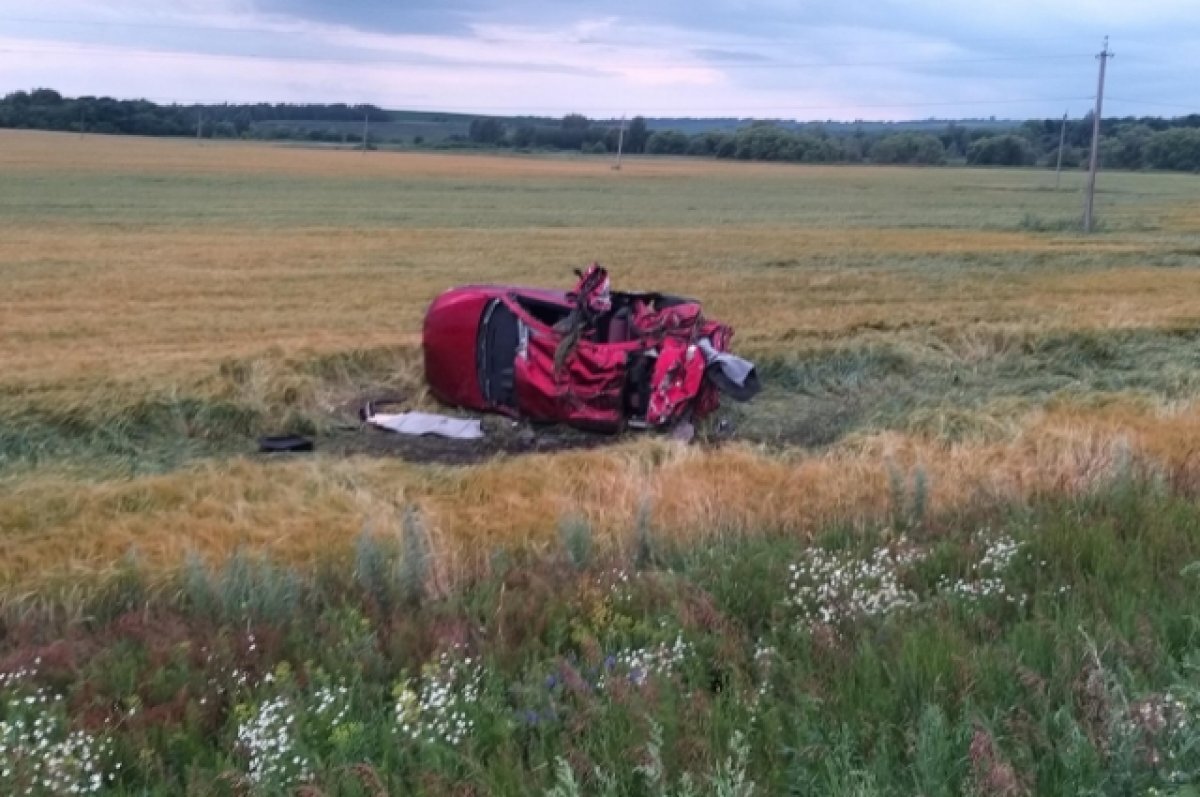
(366, 411, 484, 440)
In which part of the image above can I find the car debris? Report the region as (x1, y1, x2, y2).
(257, 434, 315, 453)
(422, 264, 760, 434)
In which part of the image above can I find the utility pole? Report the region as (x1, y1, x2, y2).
(362, 112, 369, 153)
(196, 110, 203, 143)
(1055, 111, 1068, 190)
(614, 115, 626, 170)
(78, 105, 85, 138)
(1083, 36, 1113, 233)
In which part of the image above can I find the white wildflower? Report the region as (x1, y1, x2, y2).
(236, 696, 310, 786)
(787, 539, 924, 627)
(0, 687, 113, 795)
(394, 651, 482, 747)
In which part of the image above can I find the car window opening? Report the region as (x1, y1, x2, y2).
(513, 295, 571, 327)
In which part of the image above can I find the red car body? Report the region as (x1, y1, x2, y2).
(422, 279, 740, 433)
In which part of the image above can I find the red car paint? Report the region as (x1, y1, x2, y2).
(422, 278, 737, 432)
(422, 286, 496, 409)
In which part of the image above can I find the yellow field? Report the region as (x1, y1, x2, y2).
(3, 129, 1200, 599)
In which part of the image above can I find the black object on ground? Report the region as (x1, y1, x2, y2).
(258, 435, 315, 453)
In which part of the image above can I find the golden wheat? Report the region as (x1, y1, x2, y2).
(3, 130, 1200, 595)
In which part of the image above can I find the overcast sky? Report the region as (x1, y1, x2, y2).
(1, 1, 1196, 120)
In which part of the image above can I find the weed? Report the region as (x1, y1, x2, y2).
(559, 516, 593, 572)
(398, 507, 431, 607)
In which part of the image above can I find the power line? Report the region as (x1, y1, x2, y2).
(0, 40, 1100, 71)
(1106, 97, 1198, 111)
(0, 15, 1137, 48)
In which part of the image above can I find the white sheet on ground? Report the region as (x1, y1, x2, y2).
(367, 411, 484, 440)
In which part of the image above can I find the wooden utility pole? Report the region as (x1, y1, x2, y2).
(362, 112, 369, 153)
(1055, 111, 1068, 189)
(196, 110, 203, 143)
(614, 115, 626, 170)
(1083, 37, 1113, 233)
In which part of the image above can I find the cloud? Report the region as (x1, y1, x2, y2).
(0, 0, 1195, 119)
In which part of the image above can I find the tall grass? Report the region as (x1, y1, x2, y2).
(3, 480, 1200, 794)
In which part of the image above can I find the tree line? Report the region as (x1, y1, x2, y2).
(589, 116, 1200, 172)
(0, 89, 389, 140)
(4, 88, 1200, 172)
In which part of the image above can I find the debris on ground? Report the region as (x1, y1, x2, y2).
(364, 410, 484, 440)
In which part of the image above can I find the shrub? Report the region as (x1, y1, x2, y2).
(966, 134, 1035, 166)
(645, 130, 690, 155)
(870, 133, 946, 165)
(1145, 128, 1200, 171)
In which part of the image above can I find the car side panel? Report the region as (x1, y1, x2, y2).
(511, 309, 636, 431)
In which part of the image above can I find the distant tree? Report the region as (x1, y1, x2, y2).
(966, 134, 1035, 166)
(732, 123, 793, 160)
(686, 136, 710, 156)
(645, 130, 690, 155)
(9, 87, 1200, 171)
(1145, 128, 1200, 171)
(29, 88, 63, 105)
(939, 123, 970, 158)
(1099, 123, 1154, 169)
(627, 116, 649, 153)
(841, 136, 867, 163)
(510, 124, 536, 148)
(687, 130, 730, 156)
(870, 133, 946, 165)
(561, 113, 590, 131)
(468, 117, 506, 145)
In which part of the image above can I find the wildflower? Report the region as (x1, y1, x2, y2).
(236, 696, 311, 787)
(941, 533, 1028, 608)
(394, 652, 483, 747)
(599, 635, 692, 690)
(0, 688, 113, 795)
(787, 540, 924, 627)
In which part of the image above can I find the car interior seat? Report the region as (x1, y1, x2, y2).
(606, 307, 631, 343)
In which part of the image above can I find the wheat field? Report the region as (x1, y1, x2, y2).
(3, 128, 1200, 597)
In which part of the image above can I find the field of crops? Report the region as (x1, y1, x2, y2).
(3, 129, 1200, 794)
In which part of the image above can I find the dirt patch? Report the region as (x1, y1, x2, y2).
(253, 393, 743, 466)
(242, 392, 616, 465)
(316, 417, 618, 465)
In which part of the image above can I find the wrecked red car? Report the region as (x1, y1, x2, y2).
(422, 265, 758, 433)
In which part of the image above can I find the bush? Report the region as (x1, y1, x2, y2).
(732, 124, 796, 161)
(1099, 123, 1155, 169)
(1145, 128, 1200, 171)
(645, 130, 690, 155)
(966, 134, 1035, 166)
(870, 133, 946, 165)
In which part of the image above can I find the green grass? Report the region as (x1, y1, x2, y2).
(4, 323, 1198, 474)
(3, 163, 1196, 230)
(5, 480, 1200, 795)
(740, 326, 1200, 445)
(5, 324, 1200, 474)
